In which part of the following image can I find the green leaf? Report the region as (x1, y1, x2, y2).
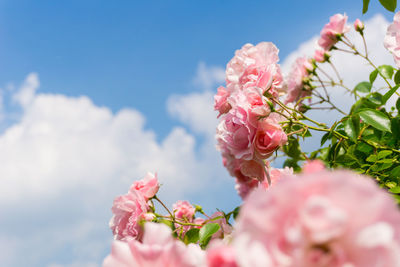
(368, 92, 383, 106)
(366, 154, 377, 162)
(199, 223, 220, 247)
(394, 70, 400, 84)
(363, 0, 371, 13)
(370, 69, 378, 84)
(396, 97, 400, 111)
(321, 132, 330, 146)
(358, 109, 392, 132)
(377, 150, 392, 159)
(391, 165, 400, 178)
(354, 81, 372, 93)
(356, 142, 373, 153)
(389, 186, 400, 193)
(232, 206, 240, 220)
(378, 65, 395, 79)
(343, 116, 359, 142)
(379, 0, 397, 12)
(184, 228, 200, 245)
(382, 85, 399, 104)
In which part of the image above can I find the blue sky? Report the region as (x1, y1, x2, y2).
(0, 0, 393, 136)
(0, 1, 397, 266)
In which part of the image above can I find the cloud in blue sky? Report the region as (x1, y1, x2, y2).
(0, 13, 396, 267)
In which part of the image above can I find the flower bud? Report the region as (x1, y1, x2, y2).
(314, 49, 329, 63)
(354, 18, 364, 32)
(303, 59, 315, 73)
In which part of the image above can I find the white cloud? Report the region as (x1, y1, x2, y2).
(192, 61, 225, 90)
(0, 66, 238, 266)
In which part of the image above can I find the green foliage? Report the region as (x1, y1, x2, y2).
(184, 228, 200, 245)
(379, 0, 397, 12)
(364, 0, 397, 13)
(363, 0, 371, 13)
(358, 109, 392, 132)
(354, 81, 372, 93)
(199, 223, 220, 248)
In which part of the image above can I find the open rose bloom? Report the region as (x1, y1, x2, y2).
(235, 170, 400, 267)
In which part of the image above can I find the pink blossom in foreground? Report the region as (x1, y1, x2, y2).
(318, 13, 350, 51)
(354, 18, 364, 32)
(235, 170, 400, 267)
(129, 172, 159, 200)
(384, 11, 400, 68)
(206, 240, 238, 267)
(109, 189, 149, 241)
(103, 223, 205, 267)
(214, 86, 232, 117)
(285, 57, 311, 103)
(225, 42, 283, 96)
(302, 159, 325, 174)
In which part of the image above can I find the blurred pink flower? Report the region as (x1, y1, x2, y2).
(314, 49, 329, 63)
(103, 223, 205, 267)
(384, 11, 400, 68)
(318, 13, 350, 51)
(109, 189, 149, 241)
(235, 170, 400, 267)
(130, 172, 159, 200)
(206, 240, 238, 267)
(302, 160, 325, 174)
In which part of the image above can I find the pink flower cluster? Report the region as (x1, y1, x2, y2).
(109, 172, 160, 241)
(384, 11, 400, 68)
(215, 42, 288, 198)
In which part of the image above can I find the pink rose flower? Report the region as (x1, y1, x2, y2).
(214, 86, 232, 117)
(173, 200, 196, 220)
(285, 57, 311, 104)
(173, 200, 196, 235)
(109, 189, 149, 241)
(302, 159, 325, 173)
(253, 118, 287, 159)
(206, 240, 238, 267)
(216, 104, 256, 160)
(225, 42, 283, 96)
(318, 13, 350, 51)
(235, 170, 400, 267)
(354, 18, 364, 32)
(103, 222, 206, 267)
(384, 11, 400, 68)
(130, 172, 160, 200)
(313, 49, 329, 63)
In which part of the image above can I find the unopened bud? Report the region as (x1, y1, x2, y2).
(354, 19, 364, 32)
